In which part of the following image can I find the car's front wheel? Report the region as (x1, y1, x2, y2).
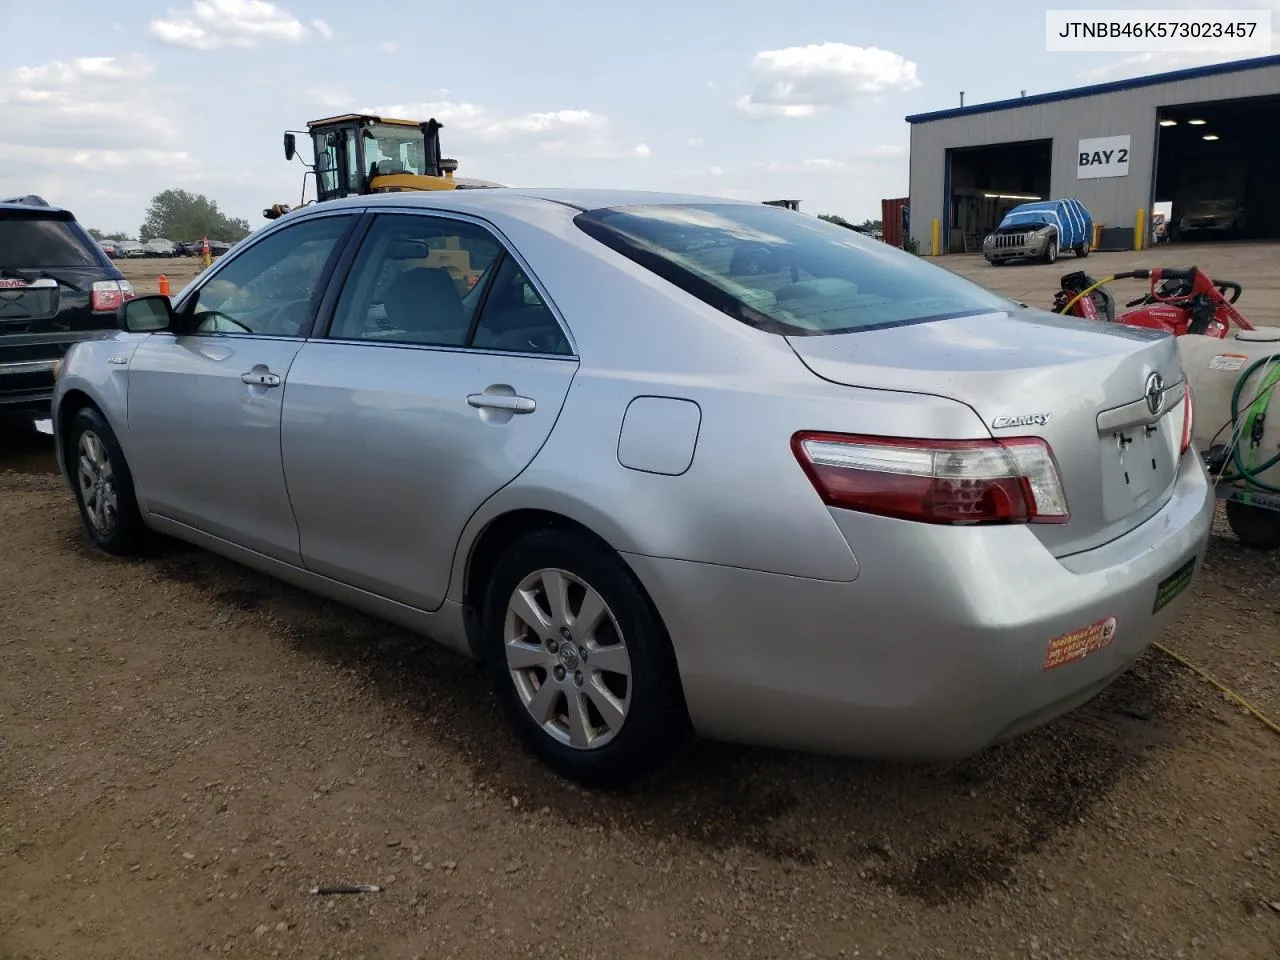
(482, 528, 691, 787)
(67, 406, 147, 556)
(1044, 238, 1058, 264)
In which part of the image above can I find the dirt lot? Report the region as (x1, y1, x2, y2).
(2, 244, 1279, 960)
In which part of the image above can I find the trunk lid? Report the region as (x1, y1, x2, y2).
(787, 307, 1187, 557)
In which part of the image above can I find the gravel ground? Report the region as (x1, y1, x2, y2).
(1, 429, 1278, 960)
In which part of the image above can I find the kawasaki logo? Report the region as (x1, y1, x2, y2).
(991, 413, 1052, 429)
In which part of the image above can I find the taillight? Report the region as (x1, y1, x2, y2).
(791, 432, 1070, 526)
(91, 279, 135, 313)
(1179, 382, 1194, 455)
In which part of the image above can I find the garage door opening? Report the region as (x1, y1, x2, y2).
(1154, 93, 1280, 242)
(945, 139, 1052, 253)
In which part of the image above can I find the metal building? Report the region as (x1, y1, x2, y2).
(905, 54, 1280, 256)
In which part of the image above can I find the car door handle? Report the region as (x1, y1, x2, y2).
(241, 370, 281, 387)
(467, 393, 535, 413)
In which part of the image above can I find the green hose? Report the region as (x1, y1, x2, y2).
(1217, 353, 1280, 495)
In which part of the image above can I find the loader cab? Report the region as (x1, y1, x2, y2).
(296, 114, 459, 203)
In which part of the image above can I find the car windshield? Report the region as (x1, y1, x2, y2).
(1000, 212, 1049, 228)
(574, 203, 1012, 335)
(0, 215, 98, 268)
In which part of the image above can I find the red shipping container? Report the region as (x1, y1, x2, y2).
(881, 197, 908, 248)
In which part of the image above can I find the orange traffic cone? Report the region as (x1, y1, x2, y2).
(158, 275, 170, 296)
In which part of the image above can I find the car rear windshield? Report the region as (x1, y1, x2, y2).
(573, 203, 1012, 336)
(0, 214, 98, 269)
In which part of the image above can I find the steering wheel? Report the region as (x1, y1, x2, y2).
(1126, 277, 1191, 308)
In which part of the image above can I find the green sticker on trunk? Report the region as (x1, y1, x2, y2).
(1153, 555, 1196, 614)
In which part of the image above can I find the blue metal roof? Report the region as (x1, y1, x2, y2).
(906, 54, 1280, 124)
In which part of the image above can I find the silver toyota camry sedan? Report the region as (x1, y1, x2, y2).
(52, 189, 1214, 787)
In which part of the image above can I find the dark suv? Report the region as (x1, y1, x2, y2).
(1, 195, 134, 418)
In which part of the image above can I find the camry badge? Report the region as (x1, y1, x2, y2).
(991, 413, 1052, 429)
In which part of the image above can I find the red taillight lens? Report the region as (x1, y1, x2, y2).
(1179, 382, 1194, 456)
(91, 279, 135, 313)
(791, 432, 1070, 526)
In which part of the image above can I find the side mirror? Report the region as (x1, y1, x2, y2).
(119, 294, 175, 333)
(283, 132, 296, 161)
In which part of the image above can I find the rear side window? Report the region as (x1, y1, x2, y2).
(0, 215, 98, 268)
(573, 203, 1011, 336)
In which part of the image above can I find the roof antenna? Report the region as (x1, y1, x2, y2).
(959, 91, 965, 107)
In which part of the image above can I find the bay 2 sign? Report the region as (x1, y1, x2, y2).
(1077, 135, 1131, 180)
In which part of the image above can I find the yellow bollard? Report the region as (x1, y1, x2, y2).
(931, 218, 941, 257)
(1134, 208, 1146, 251)
(157, 275, 170, 296)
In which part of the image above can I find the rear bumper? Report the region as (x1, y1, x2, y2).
(0, 360, 56, 413)
(625, 452, 1214, 760)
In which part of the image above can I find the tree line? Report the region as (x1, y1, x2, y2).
(90, 189, 252, 243)
(818, 213, 883, 233)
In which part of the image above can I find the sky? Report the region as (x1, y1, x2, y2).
(0, 0, 1275, 235)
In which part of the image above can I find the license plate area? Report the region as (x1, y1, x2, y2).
(1153, 554, 1196, 614)
(1099, 412, 1178, 521)
(0, 279, 58, 322)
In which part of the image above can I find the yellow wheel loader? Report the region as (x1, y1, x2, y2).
(263, 113, 502, 220)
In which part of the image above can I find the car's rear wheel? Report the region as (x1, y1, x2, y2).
(67, 406, 147, 556)
(1074, 241, 1090, 257)
(481, 528, 691, 787)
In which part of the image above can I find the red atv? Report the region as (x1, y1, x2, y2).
(1052, 266, 1252, 338)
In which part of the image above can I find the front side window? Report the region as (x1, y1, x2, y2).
(574, 203, 1012, 336)
(186, 214, 354, 337)
(328, 213, 504, 346)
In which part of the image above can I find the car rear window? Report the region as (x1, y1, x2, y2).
(573, 203, 1012, 336)
(0, 214, 98, 269)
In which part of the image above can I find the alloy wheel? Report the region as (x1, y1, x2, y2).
(503, 567, 632, 750)
(76, 429, 118, 536)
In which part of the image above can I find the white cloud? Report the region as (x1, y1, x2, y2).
(0, 53, 209, 231)
(355, 99, 650, 162)
(2, 55, 174, 148)
(379, 41, 399, 53)
(686, 136, 704, 147)
(761, 145, 907, 174)
(149, 0, 329, 50)
(736, 42, 921, 118)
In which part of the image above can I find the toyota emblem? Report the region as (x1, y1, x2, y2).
(1145, 372, 1165, 416)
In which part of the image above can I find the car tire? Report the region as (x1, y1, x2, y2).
(1225, 500, 1280, 551)
(1074, 241, 1090, 258)
(66, 406, 147, 556)
(481, 527, 692, 788)
(1044, 238, 1058, 264)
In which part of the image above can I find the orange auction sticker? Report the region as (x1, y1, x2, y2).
(1043, 616, 1118, 672)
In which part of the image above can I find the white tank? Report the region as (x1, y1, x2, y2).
(1180, 327, 1280, 470)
